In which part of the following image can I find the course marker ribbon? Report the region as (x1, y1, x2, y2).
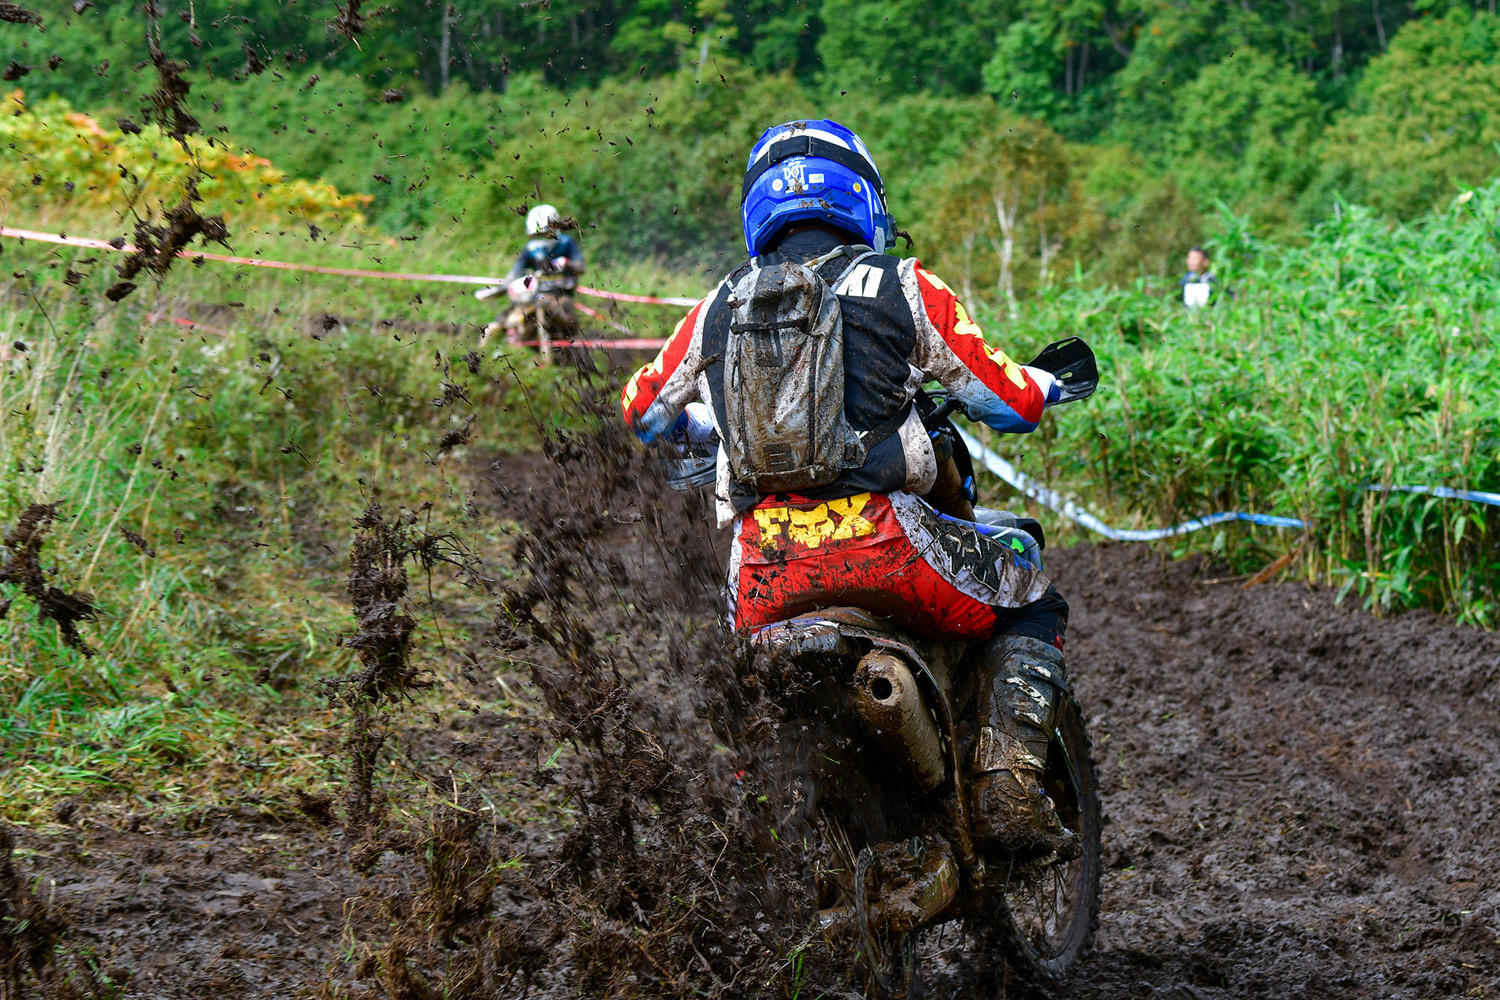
(1366, 484, 1500, 508)
(0, 226, 700, 306)
(956, 428, 1310, 541)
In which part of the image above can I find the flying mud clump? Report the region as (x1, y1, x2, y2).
(0, 502, 100, 656)
(326, 502, 466, 849)
(101, 3, 228, 301)
(0, 3, 41, 26)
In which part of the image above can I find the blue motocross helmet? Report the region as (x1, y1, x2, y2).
(741, 119, 896, 257)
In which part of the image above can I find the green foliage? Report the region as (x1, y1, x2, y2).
(816, 0, 994, 96)
(10, 0, 1500, 257)
(0, 231, 582, 818)
(0, 90, 370, 228)
(982, 180, 1500, 625)
(1168, 48, 1324, 230)
(1318, 9, 1500, 218)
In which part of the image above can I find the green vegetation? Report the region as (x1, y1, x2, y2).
(0, 91, 368, 229)
(976, 186, 1500, 625)
(8, 2, 1500, 276)
(0, 0, 1497, 832)
(0, 228, 587, 822)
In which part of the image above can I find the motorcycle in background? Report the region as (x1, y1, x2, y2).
(476, 270, 579, 365)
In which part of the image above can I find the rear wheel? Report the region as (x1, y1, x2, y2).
(978, 697, 1101, 986)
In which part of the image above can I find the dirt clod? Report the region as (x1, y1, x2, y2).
(0, 3, 40, 25)
(0, 825, 67, 995)
(0, 503, 100, 656)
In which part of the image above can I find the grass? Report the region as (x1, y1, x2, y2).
(0, 219, 600, 824)
(966, 189, 1500, 624)
(1, 158, 1496, 830)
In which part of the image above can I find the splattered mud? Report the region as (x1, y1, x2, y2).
(0, 503, 100, 657)
(5, 445, 1499, 996)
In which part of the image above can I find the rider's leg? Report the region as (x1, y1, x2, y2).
(503, 305, 526, 346)
(727, 492, 1074, 852)
(968, 588, 1076, 853)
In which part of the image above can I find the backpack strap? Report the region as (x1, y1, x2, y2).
(812, 245, 911, 451)
(811, 244, 878, 286)
(857, 402, 912, 451)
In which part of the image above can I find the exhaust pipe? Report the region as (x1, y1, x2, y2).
(851, 650, 945, 792)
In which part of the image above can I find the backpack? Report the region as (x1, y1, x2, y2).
(722, 246, 901, 493)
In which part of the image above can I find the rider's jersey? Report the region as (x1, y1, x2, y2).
(507, 234, 582, 292)
(621, 228, 1048, 526)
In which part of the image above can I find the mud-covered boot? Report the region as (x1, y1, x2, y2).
(969, 635, 1078, 857)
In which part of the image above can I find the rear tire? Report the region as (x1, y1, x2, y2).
(977, 697, 1102, 987)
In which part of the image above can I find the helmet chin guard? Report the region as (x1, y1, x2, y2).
(741, 119, 895, 257)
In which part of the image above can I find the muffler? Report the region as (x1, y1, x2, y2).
(851, 650, 945, 792)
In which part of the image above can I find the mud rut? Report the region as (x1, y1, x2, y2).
(8, 443, 1500, 998)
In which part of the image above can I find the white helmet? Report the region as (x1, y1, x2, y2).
(526, 203, 560, 236)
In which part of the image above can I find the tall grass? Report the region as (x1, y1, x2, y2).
(0, 236, 583, 821)
(974, 185, 1500, 624)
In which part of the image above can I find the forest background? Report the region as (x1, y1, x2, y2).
(7, 0, 1500, 291)
(1, 0, 1497, 631)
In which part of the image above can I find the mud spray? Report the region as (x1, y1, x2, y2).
(0, 503, 100, 657)
(310, 350, 869, 998)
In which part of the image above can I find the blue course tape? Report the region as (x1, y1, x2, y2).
(1369, 484, 1500, 507)
(955, 428, 1310, 542)
(955, 430, 1498, 542)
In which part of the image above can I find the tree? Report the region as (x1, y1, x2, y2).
(815, 0, 997, 96)
(914, 114, 1088, 310)
(1168, 47, 1325, 231)
(1318, 9, 1500, 217)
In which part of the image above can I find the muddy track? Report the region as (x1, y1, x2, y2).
(6, 453, 1499, 998)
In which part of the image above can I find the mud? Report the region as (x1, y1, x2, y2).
(0, 3, 40, 26)
(108, 183, 231, 303)
(5, 418, 1499, 996)
(1, 824, 66, 996)
(0, 503, 100, 656)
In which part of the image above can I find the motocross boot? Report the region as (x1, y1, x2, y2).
(969, 634, 1078, 857)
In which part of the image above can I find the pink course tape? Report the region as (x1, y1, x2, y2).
(0, 226, 700, 307)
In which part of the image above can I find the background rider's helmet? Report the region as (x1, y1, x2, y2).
(526, 203, 560, 236)
(741, 119, 895, 257)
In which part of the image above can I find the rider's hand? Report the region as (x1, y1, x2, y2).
(670, 402, 717, 444)
(1022, 365, 1062, 406)
(550, 256, 570, 272)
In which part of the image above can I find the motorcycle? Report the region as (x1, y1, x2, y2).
(667, 337, 1102, 996)
(476, 271, 579, 364)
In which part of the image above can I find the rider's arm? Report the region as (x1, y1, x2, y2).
(902, 261, 1048, 433)
(553, 235, 585, 275)
(621, 294, 713, 442)
(504, 248, 530, 283)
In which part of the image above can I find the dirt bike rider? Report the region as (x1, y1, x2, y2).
(480, 203, 585, 345)
(620, 119, 1074, 854)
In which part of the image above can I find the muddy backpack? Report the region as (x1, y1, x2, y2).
(722, 246, 900, 493)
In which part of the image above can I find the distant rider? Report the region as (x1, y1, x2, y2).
(481, 203, 585, 348)
(619, 119, 1076, 854)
